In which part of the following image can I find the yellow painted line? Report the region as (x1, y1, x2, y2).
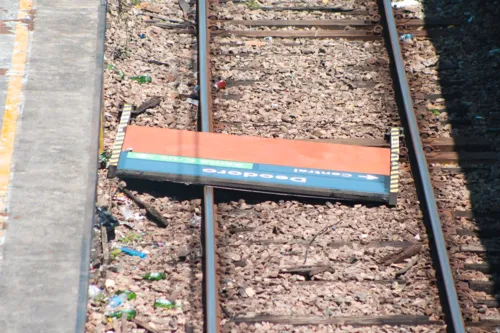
(0, 0, 33, 244)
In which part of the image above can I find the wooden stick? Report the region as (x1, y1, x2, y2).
(303, 225, 333, 264)
(141, 12, 185, 23)
(149, 22, 191, 29)
(380, 243, 422, 265)
(132, 318, 162, 333)
(101, 226, 109, 279)
(132, 97, 162, 115)
(395, 255, 419, 277)
(119, 185, 169, 228)
(146, 59, 170, 66)
(221, 305, 233, 319)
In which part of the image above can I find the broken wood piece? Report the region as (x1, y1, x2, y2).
(221, 305, 233, 319)
(140, 6, 162, 14)
(468, 280, 495, 294)
(475, 299, 500, 308)
(178, 0, 190, 17)
(303, 224, 333, 264)
(132, 318, 162, 333)
(132, 97, 162, 115)
(142, 12, 186, 23)
(245, 40, 266, 47)
(405, 226, 419, 237)
(228, 226, 255, 234)
(379, 243, 422, 265)
(395, 255, 419, 277)
(146, 59, 170, 66)
(101, 226, 110, 279)
(279, 265, 333, 279)
(119, 185, 169, 228)
(149, 22, 191, 29)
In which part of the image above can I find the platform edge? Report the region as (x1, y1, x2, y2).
(75, 1, 107, 332)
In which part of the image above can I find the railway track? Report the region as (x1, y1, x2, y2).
(196, 0, 462, 332)
(89, 0, 500, 332)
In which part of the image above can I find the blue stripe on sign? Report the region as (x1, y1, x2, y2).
(118, 152, 389, 195)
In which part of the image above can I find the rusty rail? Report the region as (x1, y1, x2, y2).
(381, 0, 465, 331)
(198, 0, 220, 332)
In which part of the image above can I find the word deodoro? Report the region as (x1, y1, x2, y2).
(202, 168, 306, 183)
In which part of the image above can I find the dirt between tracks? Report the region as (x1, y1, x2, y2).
(216, 199, 441, 321)
(213, 1, 372, 21)
(86, 0, 203, 332)
(211, 38, 398, 139)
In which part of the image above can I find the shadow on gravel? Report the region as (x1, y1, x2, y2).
(418, 0, 500, 327)
(124, 178, 382, 208)
(123, 178, 203, 200)
(214, 188, 382, 208)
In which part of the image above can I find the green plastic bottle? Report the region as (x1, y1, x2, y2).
(154, 299, 181, 309)
(115, 290, 137, 300)
(142, 272, 167, 281)
(100, 150, 111, 163)
(129, 75, 152, 83)
(106, 309, 137, 320)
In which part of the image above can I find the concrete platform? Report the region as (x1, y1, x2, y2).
(0, 0, 105, 332)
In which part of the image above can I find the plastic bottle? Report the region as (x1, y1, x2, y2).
(106, 309, 137, 320)
(100, 150, 111, 164)
(108, 293, 128, 308)
(88, 285, 103, 300)
(129, 75, 152, 83)
(115, 290, 137, 300)
(119, 204, 134, 220)
(154, 299, 181, 309)
(400, 34, 413, 41)
(120, 246, 147, 258)
(143, 272, 167, 281)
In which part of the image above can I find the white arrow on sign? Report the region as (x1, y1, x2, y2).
(358, 175, 379, 180)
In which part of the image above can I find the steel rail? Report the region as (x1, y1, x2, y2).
(202, 186, 219, 333)
(199, 0, 212, 133)
(198, 0, 220, 332)
(381, 0, 465, 332)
